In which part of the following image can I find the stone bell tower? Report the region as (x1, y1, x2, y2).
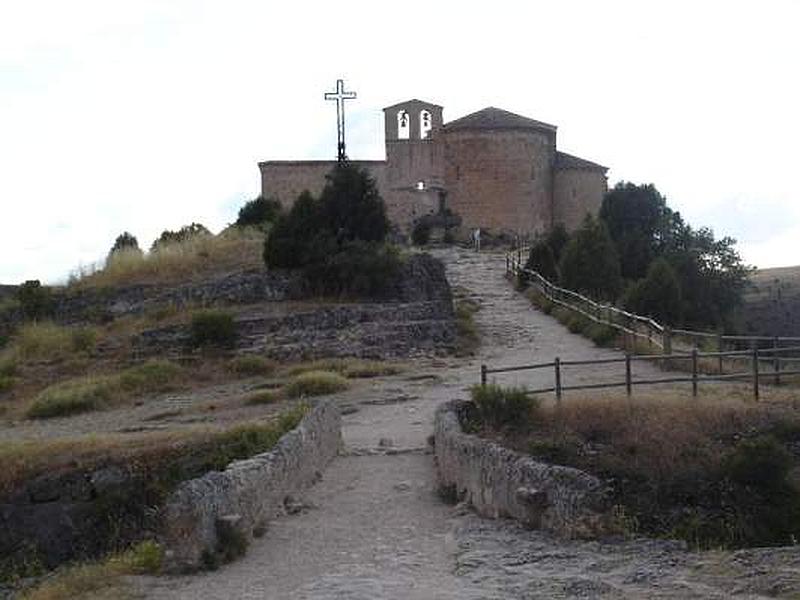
(380, 100, 446, 230)
(382, 99, 445, 190)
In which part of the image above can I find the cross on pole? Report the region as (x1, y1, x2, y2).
(324, 79, 357, 162)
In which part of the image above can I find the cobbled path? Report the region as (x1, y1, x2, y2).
(137, 248, 800, 599)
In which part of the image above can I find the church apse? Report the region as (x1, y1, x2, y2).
(258, 93, 607, 238)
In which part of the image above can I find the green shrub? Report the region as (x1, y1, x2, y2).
(411, 221, 432, 246)
(27, 376, 116, 418)
(121, 540, 163, 574)
(470, 384, 539, 431)
(227, 355, 276, 377)
(16, 280, 53, 321)
(285, 370, 349, 398)
(190, 310, 237, 348)
(724, 436, 792, 490)
(585, 322, 618, 347)
(204, 407, 306, 470)
(566, 314, 588, 334)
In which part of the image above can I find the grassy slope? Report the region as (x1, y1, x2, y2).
(741, 265, 800, 337)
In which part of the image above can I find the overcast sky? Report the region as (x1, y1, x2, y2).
(1, 0, 799, 284)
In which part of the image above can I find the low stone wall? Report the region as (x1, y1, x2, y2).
(160, 399, 341, 572)
(434, 400, 611, 537)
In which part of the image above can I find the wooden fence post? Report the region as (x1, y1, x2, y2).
(625, 353, 632, 397)
(717, 332, 724, 375)
(691, 348, 698, 398)
(753, 348, 760, 401)
(480, 364, 487, 387)
(774, 337, 781, 386)
(554, 357, 562, 402)
(663, 327, 672, 355)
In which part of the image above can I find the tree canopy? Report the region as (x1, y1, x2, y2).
(263, 162, 396, 297)
(235, 196, 282, 229)
(559, 215, 622, 301)
(596, 181, 751, 329)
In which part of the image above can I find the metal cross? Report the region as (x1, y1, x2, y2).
(324, 79, 357, 162)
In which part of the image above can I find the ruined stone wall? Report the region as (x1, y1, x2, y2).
(442, 129, 555, 236)
(161, 399, 341, 571)
(259, 160, 387, 209)
(552, 169, 607, 232)
(434, 400, 612, 537)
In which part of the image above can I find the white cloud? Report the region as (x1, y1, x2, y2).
(1, 0, 799, 283)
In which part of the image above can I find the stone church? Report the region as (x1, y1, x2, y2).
(258, 99, 608, 237)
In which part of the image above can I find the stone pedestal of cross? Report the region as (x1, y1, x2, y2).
(324, 79, 357, 162)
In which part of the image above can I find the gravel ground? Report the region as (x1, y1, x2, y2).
(133, 247, 800, 599)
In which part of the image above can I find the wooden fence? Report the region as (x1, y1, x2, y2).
(494, 247, 800, 399)
(506, 247, 800, 354)
(481, 345, 800, 401)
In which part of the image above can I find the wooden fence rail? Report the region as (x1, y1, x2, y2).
(481, 345, 800, 401)
(507, 247, 800, 354)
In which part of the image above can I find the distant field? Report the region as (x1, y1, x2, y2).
(741, 265, 800, 336)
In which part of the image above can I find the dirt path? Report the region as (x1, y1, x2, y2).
(137, 248, 800, 599)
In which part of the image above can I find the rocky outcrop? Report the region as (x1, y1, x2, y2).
(160, 399, 341, 572)
(131, 253, 456, 360)
(434, 400, 612, 537)
(53, 269, 307, 324)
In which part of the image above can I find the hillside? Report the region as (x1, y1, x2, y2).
(741, 265, 800, 337)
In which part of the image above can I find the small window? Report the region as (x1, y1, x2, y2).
(416, 181, 426, 191)
(420, 110, 432, 139)
(397, 110, 410, 140)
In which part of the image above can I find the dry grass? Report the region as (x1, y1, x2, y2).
(20, 541, 163, 600)
(12, 322, 97, 362)
(487, 387, 800, 547)
(68, 228, 264, 289)
(284, 370, 349, 398)
(26, 360, 183, 419)
(227, 355, 277, 377)
(283, 358, 403, 379)
(1, 404, 308, 498)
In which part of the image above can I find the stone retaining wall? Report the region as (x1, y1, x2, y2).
(434, 400, 612, 537)
(160, 399, 341, 572)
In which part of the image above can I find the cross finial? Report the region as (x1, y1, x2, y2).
(324, 79, 357, 162)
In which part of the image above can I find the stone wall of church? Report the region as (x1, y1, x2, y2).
(259, 160, 387, 209)
(552, 169, 607, 232)
(442, 129, 555, 236)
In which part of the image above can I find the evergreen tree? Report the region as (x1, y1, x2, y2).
(623, 257, 682, 324)
(108, 232, 142, 259)
(559, 215, 622, 301)
(236, 196, 282, 229)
